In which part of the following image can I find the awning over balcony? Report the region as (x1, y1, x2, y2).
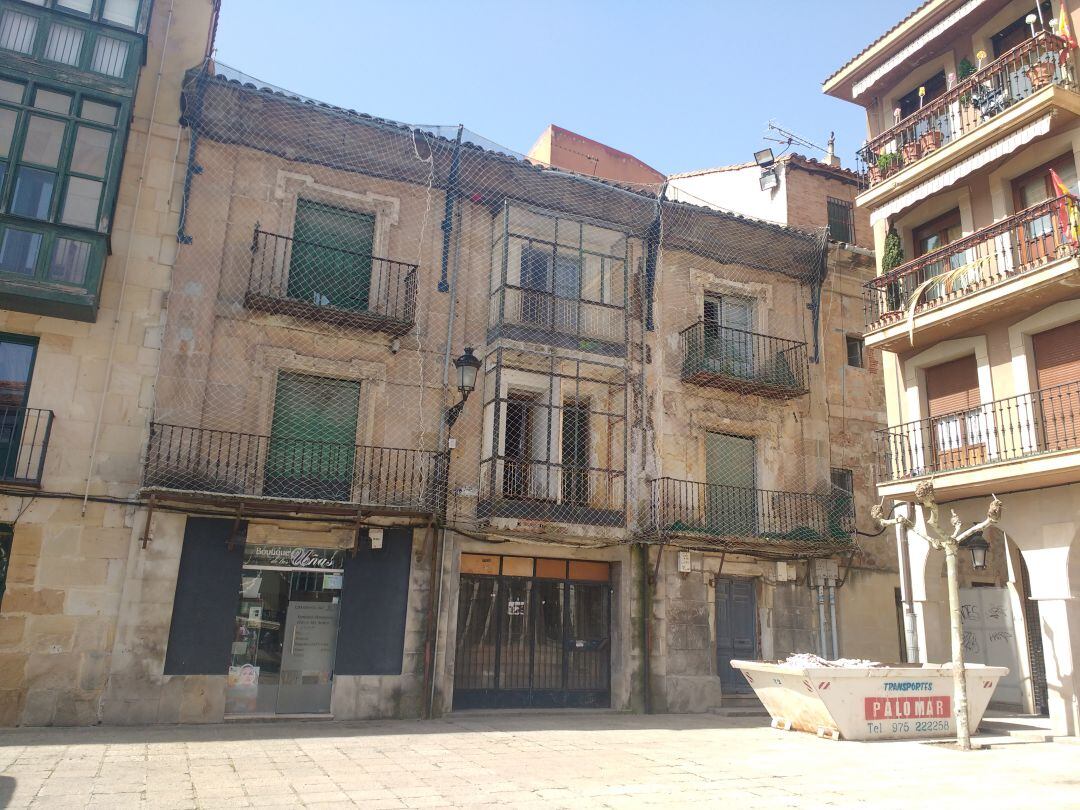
(851, 0, 987, 99)
(870, 114, 1053, 226)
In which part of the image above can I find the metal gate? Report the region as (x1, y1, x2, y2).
(453, 559, 611, 709)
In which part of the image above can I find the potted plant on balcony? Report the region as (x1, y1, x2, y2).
(919, 126, 944, 154)
(1027, 58, 1055, 89)
(877, 152, 901, 179)
(900, 139, 922, 164)
(881, 227, 905, 318)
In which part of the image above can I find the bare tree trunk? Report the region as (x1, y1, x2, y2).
(945, 545, 971, 750)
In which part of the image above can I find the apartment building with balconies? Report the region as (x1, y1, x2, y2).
(826, 0, 1080, 735)
(2, 30, 893, 722)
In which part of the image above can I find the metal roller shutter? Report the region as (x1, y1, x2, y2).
(1033, 320, 1080, 451)
(925, 355, 984, 470)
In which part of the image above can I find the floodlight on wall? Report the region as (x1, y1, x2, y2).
(759, 169, 779, 191)
(754, 148, 775, 168)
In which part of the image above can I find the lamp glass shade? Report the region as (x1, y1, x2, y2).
(454, 347, 481, 394)
(754, 147, 775, 168)
(962, 529, 990, 570)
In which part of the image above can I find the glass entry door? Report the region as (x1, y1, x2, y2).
(227, 546, 343, 716)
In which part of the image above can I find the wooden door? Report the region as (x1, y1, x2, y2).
(288, 199, 375, 311)
(1033, 320, 1080, 451)
(925, 356, 985, 471)
(716, 578, 756, 693)
(264, 372, 360, 500)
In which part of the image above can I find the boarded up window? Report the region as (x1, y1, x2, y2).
(163, 518, 244, 675)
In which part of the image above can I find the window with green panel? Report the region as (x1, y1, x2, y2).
(0, 2, 141, 81)
(11, 0, 143, 31)
(0, 75, 117, 286)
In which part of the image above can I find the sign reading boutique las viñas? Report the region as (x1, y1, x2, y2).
(243, 545, 344, 571)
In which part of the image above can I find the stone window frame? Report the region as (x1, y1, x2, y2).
(271, 170, 401, 309)
(250, 345, 388, 457)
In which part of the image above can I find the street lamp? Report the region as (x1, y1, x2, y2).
(961, 528, 990, 570)
(445, 347, 480, 428)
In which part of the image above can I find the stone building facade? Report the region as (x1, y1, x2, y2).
(0, 0, 217, 725)
(3, 20, 893, 724)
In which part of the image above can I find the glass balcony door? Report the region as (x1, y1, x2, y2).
(0, 334, 37, 481)
(287, 199, 375, 312)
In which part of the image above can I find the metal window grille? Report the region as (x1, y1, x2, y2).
(827, 196, 854, 243)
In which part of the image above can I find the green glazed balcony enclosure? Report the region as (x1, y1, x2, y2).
(0, 0, 148, 321)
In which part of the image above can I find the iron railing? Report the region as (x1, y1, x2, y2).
(646, 477, 854, 543)
(859, 32, 1075, 187)
(877, 379, 1080, 481)
(144, 422, 446, 513)
(0, 406, 53, 487)
(488, 284, 626, 352)
(246, 228, 418, 333)
(679, 322, 809, 396)
(477, 457, 625, 526)
(864, 195, 1080, 328)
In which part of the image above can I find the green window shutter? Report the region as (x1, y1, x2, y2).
(288, 199, 375, 312)
(264, 372, 360, 501)
(705, 432, 756, 536)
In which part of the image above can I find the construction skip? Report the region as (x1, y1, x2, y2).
(732, 660, 1007, 741)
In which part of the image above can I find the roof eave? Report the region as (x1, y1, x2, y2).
(821, 0, 953, 99)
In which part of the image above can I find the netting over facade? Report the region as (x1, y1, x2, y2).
(146, 60, 862, 559)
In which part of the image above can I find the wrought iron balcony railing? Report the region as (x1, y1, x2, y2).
(679, 322, 809, 397)
(864, 195, 1080, 329)
(477, 457, 625, 527)
(877, 378, 1080, 481)
(144, 422, 446, 514)
(645, 477, 854, 547)
(246, 228, 417, 335)
(0, 406, 53, 488)
(859, 32, 1075, 188)
(487, 284, 626, 356)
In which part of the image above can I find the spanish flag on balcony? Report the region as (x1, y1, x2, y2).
(1058, 1, 1078, 50)
(1050, 167, 1080, 248)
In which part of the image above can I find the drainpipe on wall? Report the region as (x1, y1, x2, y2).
(436, 125, 464, 293)
(828, 579, 840, 659)
(816, 583, 828, 657)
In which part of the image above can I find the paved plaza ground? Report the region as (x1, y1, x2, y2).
(1, 712, 1078, 809)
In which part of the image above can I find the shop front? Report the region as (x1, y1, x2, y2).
(452, 552, 612, 710)
(226, 545, 344, 716)
(160, 517, 419, 721)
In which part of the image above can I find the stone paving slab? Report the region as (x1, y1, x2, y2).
(0, 713, 1078, 809)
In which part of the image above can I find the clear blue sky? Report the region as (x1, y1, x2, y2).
(214, 0, 918, 175)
